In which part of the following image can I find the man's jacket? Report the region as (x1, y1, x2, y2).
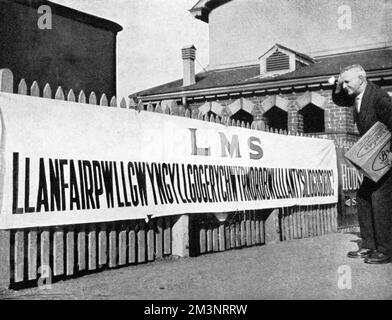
(332, 81, 392, 136)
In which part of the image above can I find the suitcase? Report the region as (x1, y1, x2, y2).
(345, 122, 391, 182)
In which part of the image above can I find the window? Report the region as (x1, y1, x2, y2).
(266, 51, 290, 72)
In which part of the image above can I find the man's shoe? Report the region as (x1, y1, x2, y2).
(347, 248, 373, 259)
(364, 252, 392, 264)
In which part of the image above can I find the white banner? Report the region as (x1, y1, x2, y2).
(0, 93, 338, 229)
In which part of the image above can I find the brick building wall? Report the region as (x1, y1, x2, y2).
(185, 82, 392, 138)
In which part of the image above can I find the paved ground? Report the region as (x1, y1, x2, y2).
(1, 232, 392, 300)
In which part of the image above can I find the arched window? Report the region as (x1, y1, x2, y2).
(296, 91, 327, 134)
(263, 106, 288, 131)
(300, 103, 325, 133)
(261, 95, 289, 131)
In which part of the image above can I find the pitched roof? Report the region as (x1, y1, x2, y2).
(190, 0, 232, 23)
(132, 47, 392, 98)
(259, 43, 315, 63)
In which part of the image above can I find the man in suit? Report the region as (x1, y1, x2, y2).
(332, 64, 392, 264)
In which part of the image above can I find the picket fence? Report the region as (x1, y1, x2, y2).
(0, 69, 338, 288)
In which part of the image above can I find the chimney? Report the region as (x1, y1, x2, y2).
(182, 45, 196, 86)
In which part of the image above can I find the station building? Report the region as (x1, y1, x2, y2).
(131, 0, 392, 140)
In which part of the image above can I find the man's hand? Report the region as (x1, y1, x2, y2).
(381, 150, 392, 167)
(330, 75, 344, 94)
(387, 150, 392, 166)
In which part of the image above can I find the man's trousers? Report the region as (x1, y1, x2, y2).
(357, 170, 392, 255)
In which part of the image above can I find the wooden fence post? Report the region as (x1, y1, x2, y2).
(172, 214, 189, 258)
(0, 69, 13, 94)
(0, 231, 11, 288)
(264, 209, 281, 244)
(0, 69, 13, 288)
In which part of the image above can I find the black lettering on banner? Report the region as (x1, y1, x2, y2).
(36, 158, 49, 212)
(313, 170, 320, 197)
(285, 169, 292, 198)
(309, 170, 315, 197)
(128, 162, 139, 207)
(168, 164, 180, 204)
(247, 167, 253, 200)
(314, 170, 319, 197)
(59, 159, 69, 211)
(279, 168, 288, 198)
(311, 170, 317, 197)
(154, 163, 168, 205)
(251, 167, 258, 200)
(315, 170, 322, 197)
(225, 166, 231, 201)
(302, 170, 308, 197)
(12, 153, 23, 214)
(24, 157, 35, 213)
(317, 170, 323, 196)
(182, 164, 192, 203)
(314, 170, 319, 196)
(113, 162, 124, 208)
(146, 162, 158, 205)
(323, 170, 328, 195)
(293, 169, 300, 198)
(260, 168, 268, 200)
(82, 160, 95, 209)
(240, 167, 249, 201)
(257, 168, 264, 200)
(135, 162, 148, 206)
(298, 170, 304, 197)
(245, 168, 253, 200)
(273, 168, 280, 199)
(230, 167, 238, 201)
(119, 162, 131, 207)
(78, 160, 86, 209)
(254, 168, 261, 200)
(49, 159, 61, 212)
(271, 168, 280, 199)
(101, 161, 114, 208)
(219, 166, 227, 201)
(329, 170, 334, 196)
(265, 168, 273, 199)
(233, 167, 242, 201)
(173, 164, 186, 204)
(264, 168, 271, 200)
(162, 163, 174, 204)
(291, 169, 299, 198)
(281, 168, 289, 198)
(69, 160, 81, 211)
(213, 165, 223, 202)
(204, 165, 213, 203)
(326, 170, 331, 196)
(192, 165, 202, 203)
(208, 165, 218, 202)
(187, 164, 196, 203)
(9, 154, 337, 216)
(198, 165, 208, 203)
(198, 165, 207, 202)
(242, 167, 247, 201)
(93, 160, 104, 209)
